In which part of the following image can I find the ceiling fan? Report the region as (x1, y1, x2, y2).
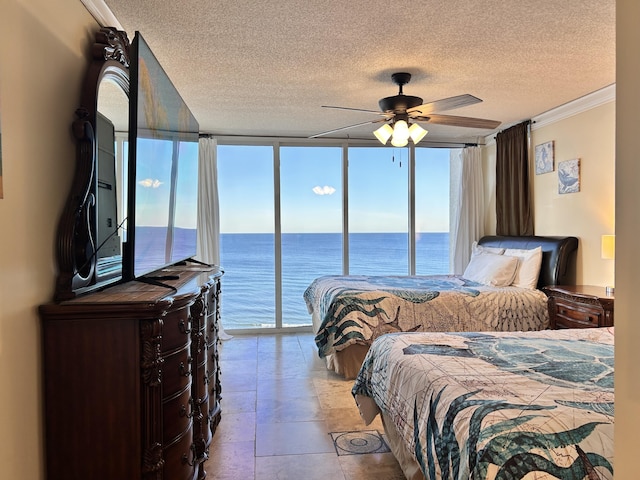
(310, 72, 501, 146)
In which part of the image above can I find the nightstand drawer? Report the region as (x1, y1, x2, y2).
(543, 285, 614, 329)
(553, 300, 603, 328)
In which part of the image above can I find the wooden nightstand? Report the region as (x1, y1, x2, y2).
(542, 285, 614, 329)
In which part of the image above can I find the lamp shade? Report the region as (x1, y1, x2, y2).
(601, 235, 615, 259)
(373, 123, 393, 144)
(409, 123, 428, 143)
(373, 120, 427, 146)
(392, 120, 410, 142)
(390, 136, 409, 147)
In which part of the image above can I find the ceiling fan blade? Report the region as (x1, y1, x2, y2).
(322, 105, 388, 115)
(407, 94, 482, 116)
(309, 118, 387, 138)
(414, 114, 501, 129)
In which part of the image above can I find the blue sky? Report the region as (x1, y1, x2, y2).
(135, 138, 199, 228)
(217, 145, 451, 233)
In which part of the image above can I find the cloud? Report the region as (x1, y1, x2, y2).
(312, 185, 336, 195)
(139, 178, 164, 188)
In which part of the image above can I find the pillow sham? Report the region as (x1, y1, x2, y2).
(472, 241, 505, 256)
(503, 246, 543, 289)
(463, 251, 519, 287)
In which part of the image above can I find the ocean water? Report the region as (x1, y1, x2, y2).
(220, 232, 449, 329)
(133, 226, 197, 277)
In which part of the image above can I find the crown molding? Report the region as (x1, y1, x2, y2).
(483, 84, 616, 146)
(531, 83, 616, 130)
(81, 0, 123, 30)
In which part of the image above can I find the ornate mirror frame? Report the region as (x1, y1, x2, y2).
(55, 27, 130, 301)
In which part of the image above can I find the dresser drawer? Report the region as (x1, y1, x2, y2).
(204, 286, 218, 314)
(163, 345, 192, 397)
(162, 306, 192, 353)
(163, 424, 195, 480)
(163, 384, 193, 444)
(552, 299, 603, 328)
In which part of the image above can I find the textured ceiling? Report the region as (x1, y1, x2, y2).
(99, 0, 615, 144)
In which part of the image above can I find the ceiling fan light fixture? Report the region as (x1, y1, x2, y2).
(392, 120, 410, 142)
(373, 123, 394, 144)
(390, 135, 409, 147)
(409, 123, 428, 143)
(390, 138, 408, 147)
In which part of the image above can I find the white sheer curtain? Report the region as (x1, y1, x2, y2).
(196, 137, 220, 265)
(449, 146, 485, 274)
(196, 137, 232, 339)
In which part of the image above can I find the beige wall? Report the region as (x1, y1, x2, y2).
(615, 1, 640, 477)
(0, 1, 98, 479)
(482, 100, 615, 287)
(532, 101, 615, 286)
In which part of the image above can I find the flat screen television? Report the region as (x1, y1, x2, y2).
(123, 31, 200, 281)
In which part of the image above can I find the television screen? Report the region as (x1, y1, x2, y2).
(124, 32, 200, 280)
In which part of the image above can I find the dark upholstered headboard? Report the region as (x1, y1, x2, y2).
(477, 235, 579, 289)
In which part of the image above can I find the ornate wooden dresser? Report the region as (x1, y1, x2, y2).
(39, 265, 223, 480)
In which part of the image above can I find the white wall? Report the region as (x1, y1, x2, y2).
(0, 2, 98, 479)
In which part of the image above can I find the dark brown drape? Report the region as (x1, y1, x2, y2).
(495, 120, 533, 236)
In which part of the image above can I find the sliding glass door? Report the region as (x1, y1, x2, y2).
(415, 147, 451, 274)
(217, 145, 275, 329)
(280, 146, 342, 327)
(348, 147, 409, 275)
(217, 142, 452, 332)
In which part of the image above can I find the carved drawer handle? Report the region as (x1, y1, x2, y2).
(179, 402, 195, 418)
(179, 319, 192, 335)
(192, 331, 203, 355)
(182, 445, 197, 466)
(179, 360, 192, 377)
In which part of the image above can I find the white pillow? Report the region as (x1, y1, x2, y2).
(463, 252, 519, 287)
(503, 246, 543, 289)
(472, 241, 505, 256)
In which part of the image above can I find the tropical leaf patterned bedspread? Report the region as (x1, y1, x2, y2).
(352, 328, 614, 480)
(304, 275, 549, 358)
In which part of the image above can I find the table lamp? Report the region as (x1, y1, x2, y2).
(601, 234, 615, 295)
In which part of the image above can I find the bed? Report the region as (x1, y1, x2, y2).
(304, 235, 578, 379)
(352, 327, 614, 480)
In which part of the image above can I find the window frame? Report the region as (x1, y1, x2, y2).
(215, 137, 456, 333)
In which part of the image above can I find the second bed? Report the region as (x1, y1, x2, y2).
(304, 235, 578, 378)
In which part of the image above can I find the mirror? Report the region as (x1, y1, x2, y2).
(95, 76, 129, 283)
(54, 27, 130, 301)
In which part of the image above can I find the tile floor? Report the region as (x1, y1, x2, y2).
(203, 332, 406, 479)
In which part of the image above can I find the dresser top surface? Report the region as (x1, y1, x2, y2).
(41, 266, 223, 317)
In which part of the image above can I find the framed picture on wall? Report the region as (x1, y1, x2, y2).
(535, 141, 554, 174)
(558, 158, 580, 194)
